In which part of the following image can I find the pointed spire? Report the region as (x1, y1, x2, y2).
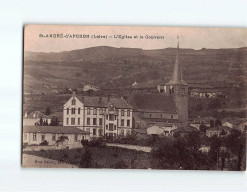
(167, 36, 187, 85)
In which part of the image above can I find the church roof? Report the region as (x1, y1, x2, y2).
(127, 93, 177, 114)
(166, 40, 188, 86)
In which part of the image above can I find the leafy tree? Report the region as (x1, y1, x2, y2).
(80, 146, 92, 168)
(151, 132, 213, 170)
(224, 130, 246, 171)
(199, 124, 208, 133)
(210, 120, 215, 128)
(215, 119, 222, 127)
(39, 117, 43, 126)
(151, 137, 180, 169)
(209, 135, 221, 163)
(50, 116, 59, 126)
(45, 106, 51, 115)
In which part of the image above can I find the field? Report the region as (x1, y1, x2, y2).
(23, 146, 151, 169)
(24, 46, 247, 93)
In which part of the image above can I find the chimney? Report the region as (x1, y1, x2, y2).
(24, 111, 28, 118)
(99, 97, 102, 103)
(72, 91, 76, 97)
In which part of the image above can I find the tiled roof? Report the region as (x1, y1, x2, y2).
(77, 96, 132, 109)
(23, 126, 90, 135)
(147, 122, 175, 128)
(127, 93, 177, 114)
(173, 126, 198, 133)
(25, 111, 51, 119)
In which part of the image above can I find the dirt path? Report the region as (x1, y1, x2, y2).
(106, 143, 152, 153)
(22, 154, 78, 168)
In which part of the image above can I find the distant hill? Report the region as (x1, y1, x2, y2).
(23, 46, 247, 94)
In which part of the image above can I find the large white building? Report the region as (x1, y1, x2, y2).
(63, 92, 133, 139)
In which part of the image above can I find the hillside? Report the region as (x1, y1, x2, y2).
(24, 46, 247, 94)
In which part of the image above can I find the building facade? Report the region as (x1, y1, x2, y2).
(63, 93, 133, 138)
(23, 126, 90, 146)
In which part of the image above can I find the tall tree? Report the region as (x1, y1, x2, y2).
(45, 107, 51, 115)
(210, 120, 215, 128)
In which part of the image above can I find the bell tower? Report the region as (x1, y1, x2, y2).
(165, 37, 188, 124)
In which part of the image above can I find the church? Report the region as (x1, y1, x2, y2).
(128, 40, 188, 129)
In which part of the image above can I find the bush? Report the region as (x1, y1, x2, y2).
(81, 140, 89, 146)
(63, 151, 68, 158)
(39, 140, 48, 146)
(88, 138, 105, 147)
(79, 146, 92, 168)
(113, 160, 128, 169)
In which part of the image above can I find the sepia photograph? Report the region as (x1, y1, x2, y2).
(22, 25, 247, 171)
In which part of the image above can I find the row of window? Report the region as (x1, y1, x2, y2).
(66, 107, 131, 117)
(31, 133, 82, 142)
(91, 129, 131, 136)
(147, 113, 174, 119)
(66, 118, 81, 125)
(66, 117, 131, 127)
(67, 108, 80, 115)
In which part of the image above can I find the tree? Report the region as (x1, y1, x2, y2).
(50, 116, 59, 126)
(39, 117, 43, 126)
(151, 137, 180, 169)
(151, 132, 213, 170)
(215, 119, 222, 127)
(45, 106, 51, 115)
(225, 130, 246, 171)
(209, 135, 221, 163)
(199, 124, 208, 133)
(80, 146, 92, 168)
(210, 120, 215, 128)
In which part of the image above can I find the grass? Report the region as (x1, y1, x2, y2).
(23, 146, 151, 169)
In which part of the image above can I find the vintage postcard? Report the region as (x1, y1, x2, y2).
(22, 25, 246, 170)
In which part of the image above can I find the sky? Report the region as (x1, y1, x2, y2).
(24, 25, 247, 52)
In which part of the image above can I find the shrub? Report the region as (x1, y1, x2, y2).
(88, 138, 105, 147)
(79, 146, 92, 168)
(63, 151, 68, 158)
(81, 140, 89, 146)
(113, 152, 119, 158)
(39, 140, 48, 146)
(113, 160, 128, 169)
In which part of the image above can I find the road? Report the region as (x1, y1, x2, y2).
(106, 143, 152, 153)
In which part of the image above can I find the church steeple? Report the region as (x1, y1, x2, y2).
(164, 37, 189, 124)
(167, 36, 187, 86)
